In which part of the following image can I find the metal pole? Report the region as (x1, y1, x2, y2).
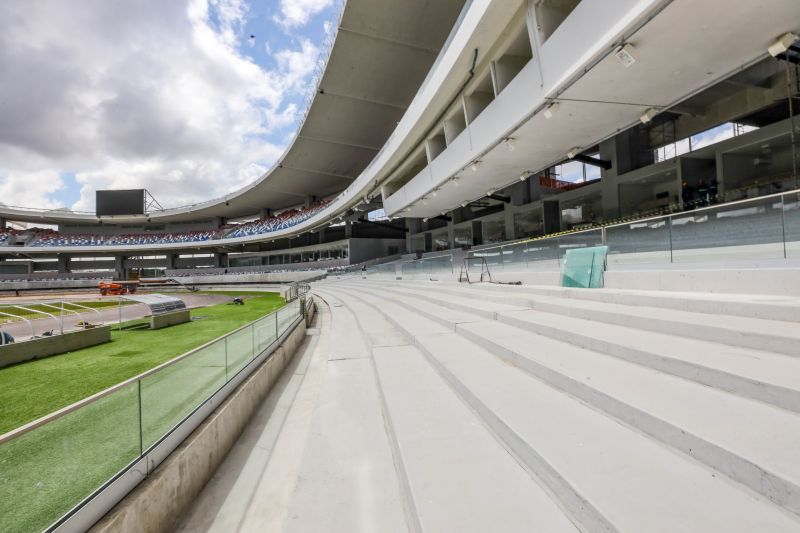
(668, 215, 674, 264)
(781, 194, 788, 259)
(137, 380, 144, 456)
(786, 61, 798, 189)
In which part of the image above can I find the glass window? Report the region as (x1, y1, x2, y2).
(514, 209, 543, 238)
(410, 235, 425, 253)
(482, 216, 506, 244)
(431, 229, 449, 251)
(454, 226, 472, 247)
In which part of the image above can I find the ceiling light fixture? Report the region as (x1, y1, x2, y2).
(768, 32, 798, 57)
(544, 102, 559, 119)
(461, 201, 468, 208)
(614, 43, 638, 67)
(487, 188, 496, 196)
(471, 161, 480, 172)
(504, 138, 515, 151)
(519, 172, 529, 182)
(639, 108, 658, 124)
(566, 147, 581, 159)
(422, 217, 429, 222)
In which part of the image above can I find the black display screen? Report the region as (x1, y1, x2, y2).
(96, 189, 145, 216)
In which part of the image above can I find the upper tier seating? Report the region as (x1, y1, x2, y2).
(20, 201, 329, 247)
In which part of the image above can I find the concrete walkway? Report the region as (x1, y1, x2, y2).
(177, 278, 800, 532)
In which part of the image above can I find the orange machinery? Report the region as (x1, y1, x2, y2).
(98, 280, 140, 296)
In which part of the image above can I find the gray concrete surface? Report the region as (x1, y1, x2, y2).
(174, 277, 800, 532)
(150, 309, 191, 329)
(0, 326, 111, 368)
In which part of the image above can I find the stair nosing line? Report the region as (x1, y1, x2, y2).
(352, 283, 800, 517)
(313, 288, 423, 533)
(336, 286, 617, 533)
(381, 284, 800, 416)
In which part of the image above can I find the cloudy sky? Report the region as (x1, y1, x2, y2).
(0, 0, 339, 211)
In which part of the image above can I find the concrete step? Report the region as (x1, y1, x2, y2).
(387, 281, 800, 356)
(395, 281, 800, 323)
(318, 289, 581, 533)
(335, 286, 800, 533)
(350, 283, 800, 514)
(279, 291, 409, 533)
(374, 283, 800, 415)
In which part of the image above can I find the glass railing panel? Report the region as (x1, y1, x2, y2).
(225, 325, 255, 379)
(521, 239, 560, 269)
(783, 192, 800, 259)
(557, 230, 603, 261)
(470, 248, 503, 268)
(276, 302, 299, 335)
(0, 383, 140, 533)
(606, 218, 671, 267)
(140, 341, 227, 450)
(254, 315, 277, 354)
(671, 196, 785, 263)
(400, 261, 420, 279)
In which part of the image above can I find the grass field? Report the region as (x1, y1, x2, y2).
(0, 291, 290, 533)
(0, 291, 285, 434)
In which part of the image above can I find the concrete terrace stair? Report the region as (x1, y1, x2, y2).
(346, 285, 800, 515)
(315, 290, 581, 533)
(325, 279, 800, 523)
(377, 283, 800, 415)
(183, 279, 800, 532)
(314, 282, 800, 532)
(380, 282, 800, 356)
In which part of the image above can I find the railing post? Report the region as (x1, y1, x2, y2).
(668, 215, 674, 264)
(781, 193, 788, 259)
(137, 380, 144, 457)
(224, 337, 229, 381)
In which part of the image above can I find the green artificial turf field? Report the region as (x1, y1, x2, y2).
(0, 291, 285, 434)
(0, 291, 289, 533)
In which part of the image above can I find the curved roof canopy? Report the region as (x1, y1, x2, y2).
(2, 0, 467, 225)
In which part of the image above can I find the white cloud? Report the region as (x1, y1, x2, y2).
(275, 0, 334, 29)
(0, 0, 322, 211)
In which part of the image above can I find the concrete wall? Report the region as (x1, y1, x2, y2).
(150, 310, 191, 330)
(0, 326, 111, 368)
(89, 310, 310, 533)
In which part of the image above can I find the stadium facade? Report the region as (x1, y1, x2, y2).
(0, 0, 797, 282)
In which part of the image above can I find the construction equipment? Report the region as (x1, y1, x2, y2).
(98, 280, 140, 296)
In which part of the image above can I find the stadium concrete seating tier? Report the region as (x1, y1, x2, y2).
(177, 277, 800, 532)
(0, 202, 329, 248)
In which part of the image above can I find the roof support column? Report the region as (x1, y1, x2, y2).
(57, 255, 70, 274)
(114, 256, 125, 280)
